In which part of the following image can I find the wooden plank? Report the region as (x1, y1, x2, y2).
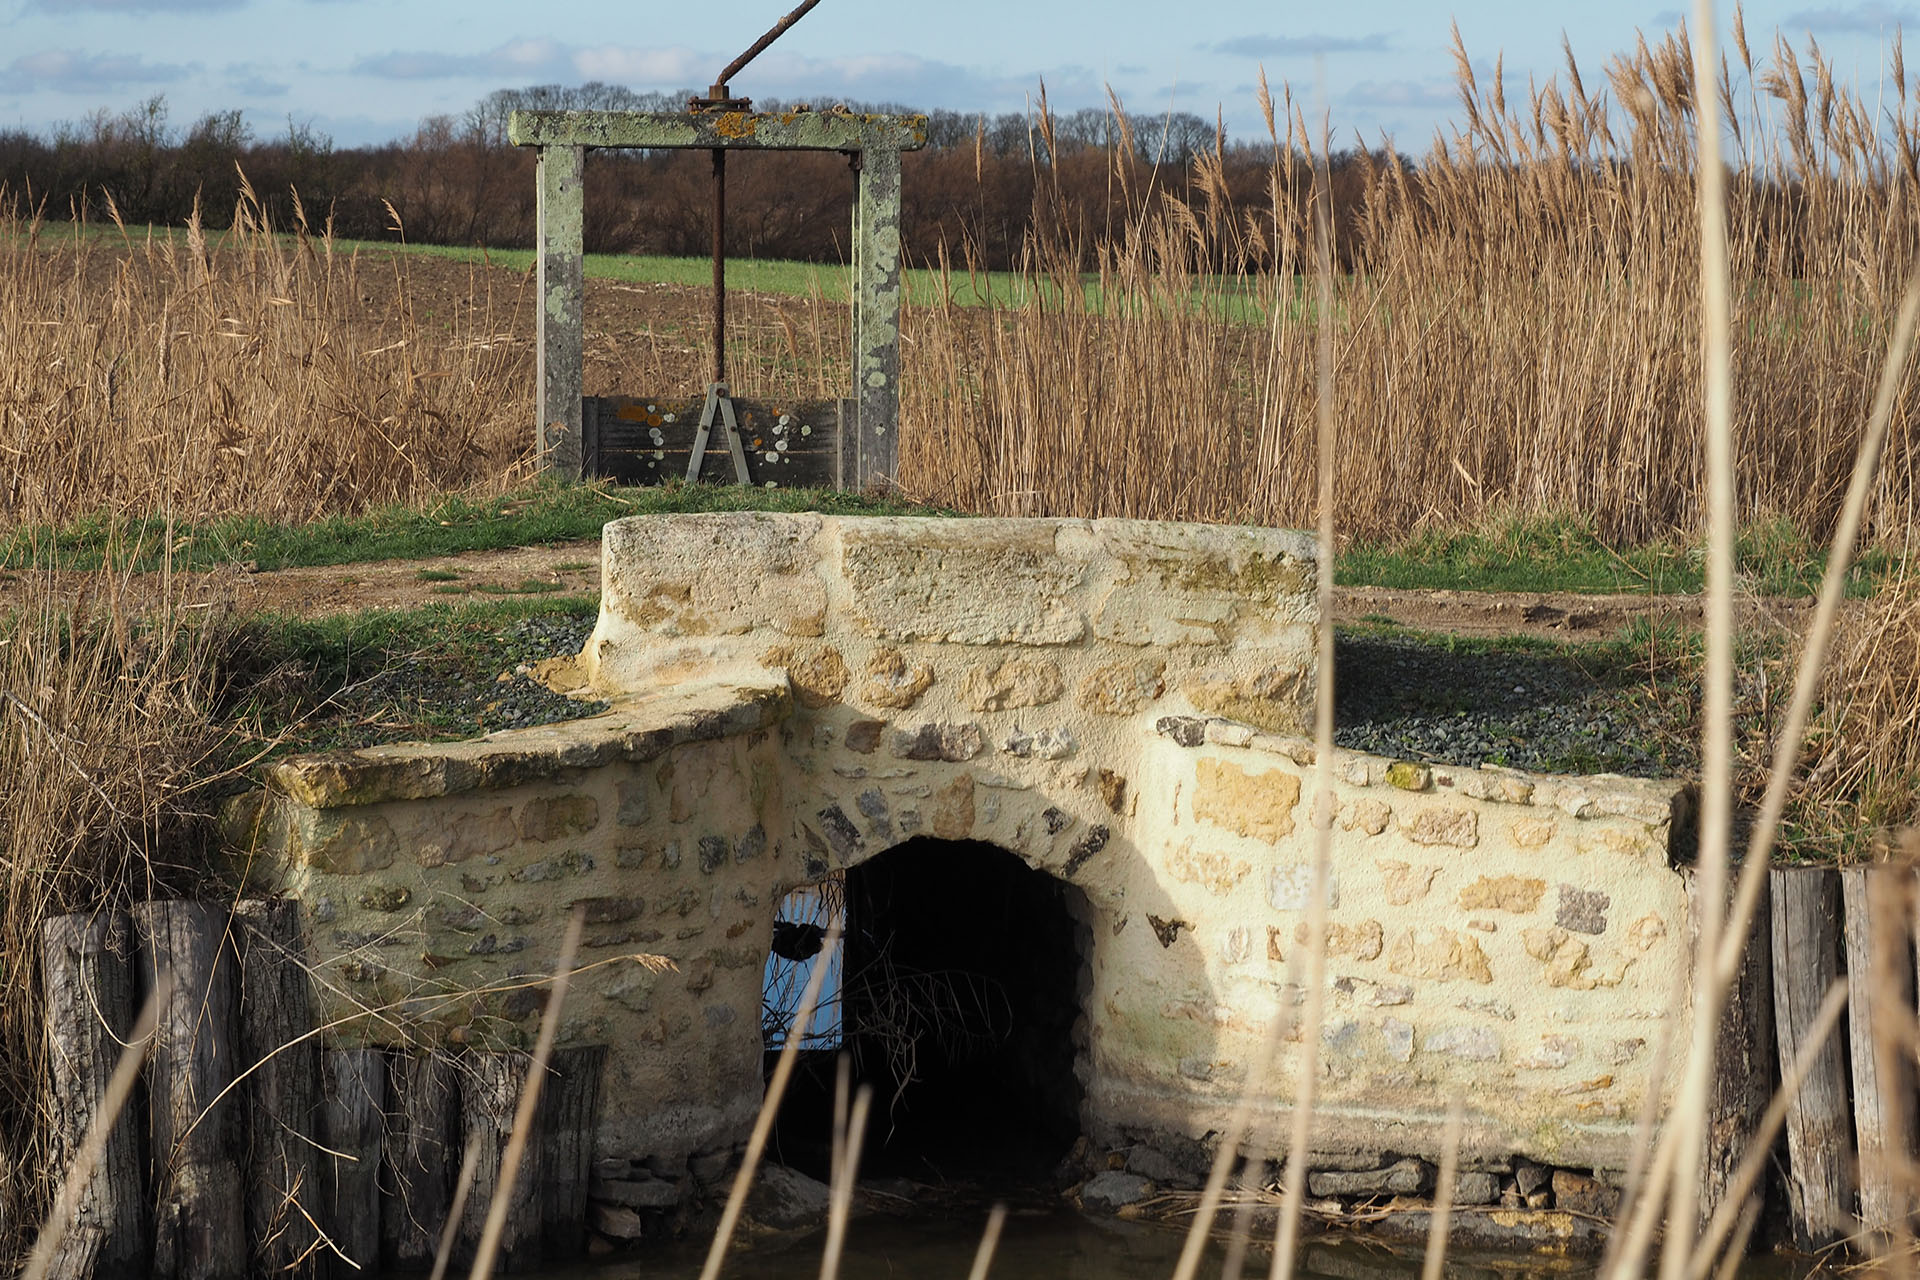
(41, 911, 149, 1280)
(232, 899, 325, 1278)
(1688, 869, 1775, 1237)
(320, 1049, 387, 1273)
(134, 900, 247, 1280)
(538, 1046, 606, 1258)
(507, 109, 929, 153)
(1843, 864, 1917, 1240)
(584, 395, 842, 488)
(1769, 867, 1856, 1250)
(536, 144, 585, 480)
(381, 1050, 460, 1270)
(456, 1053, 544, 1272)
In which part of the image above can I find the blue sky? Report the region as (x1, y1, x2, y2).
(0, 1, 1913, 149)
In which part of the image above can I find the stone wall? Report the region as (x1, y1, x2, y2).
(226, 513, 1697, 1183)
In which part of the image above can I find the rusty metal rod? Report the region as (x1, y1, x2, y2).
(711, 147, 726, 387)
(718, 0, 824, 89)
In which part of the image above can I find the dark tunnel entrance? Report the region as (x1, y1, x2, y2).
(767, 837, 1089, 1188)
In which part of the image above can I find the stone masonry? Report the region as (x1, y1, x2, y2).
(226, 513, 1698, 1180)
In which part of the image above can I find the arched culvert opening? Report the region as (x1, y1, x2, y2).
(767, 838, 1090, 1188)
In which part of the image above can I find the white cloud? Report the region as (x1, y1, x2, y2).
(1782, 4, 1917, 30)
(1212, 33, 1392, 58)
(0, 48, 190, 91)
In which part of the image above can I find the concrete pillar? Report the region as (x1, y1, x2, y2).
(536, 144, 585, 479)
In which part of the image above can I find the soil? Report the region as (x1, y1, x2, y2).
(1, 538, 1820, 640)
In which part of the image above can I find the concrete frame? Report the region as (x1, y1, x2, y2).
(508, 109, 928, 489)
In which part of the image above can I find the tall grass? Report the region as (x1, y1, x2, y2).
(0, 183, 529, 528)
(0, 564, 244, 1258)
(902, 22, 1920, 548)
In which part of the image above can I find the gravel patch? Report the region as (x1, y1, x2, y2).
(1334, 633, 1694, 779)
(327, 612, 607, 742)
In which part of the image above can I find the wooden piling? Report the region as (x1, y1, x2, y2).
(382, 1050, 459, 1269)
(1688, 869, 1775, 1235)
(1842, 864, 1917, 1239)
(1769, 867, 1856, 1249)
(321, 1049, 387, 1273)
(232, 899, 325, 1277)
(538, 1045, 607, 1258)
(41, 911, 148, 1280)
(134, 900, 247, 1280)
(457, 1053, 544, 1272)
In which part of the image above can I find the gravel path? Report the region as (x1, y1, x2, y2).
(1334, 633, 1693, 778)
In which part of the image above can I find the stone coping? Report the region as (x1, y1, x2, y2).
(265, 673, 791, 809)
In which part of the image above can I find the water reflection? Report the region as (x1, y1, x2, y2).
(541, 1208, 1618, 1280)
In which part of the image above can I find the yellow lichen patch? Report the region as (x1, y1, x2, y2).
(714, 111, 759, 139)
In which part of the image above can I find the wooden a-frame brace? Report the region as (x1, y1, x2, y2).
(509, 109, 927, 490)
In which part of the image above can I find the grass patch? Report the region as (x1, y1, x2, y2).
(1336, 511, 1899, 598)
(0, 481, 958, 574)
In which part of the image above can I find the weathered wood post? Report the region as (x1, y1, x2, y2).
(232, 899, 324, 1278)
(538, 1046, 606, 1257)
(134, 900, 247, 1280)
(382, 1050, 460, 1269)
(1842, 864, 1917, 1240)
(320, 1048, 387, 1272)
(852, 142, 904, 489)
(1769, 867, 1855, 1249)
(535, 143, 586, 480)
(41, 912, 148, 1280)
(457, 1053, 543, 1271)
(1686, 868, 1774, 1235)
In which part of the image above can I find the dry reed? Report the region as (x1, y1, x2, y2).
(900, 19, 1920, 550)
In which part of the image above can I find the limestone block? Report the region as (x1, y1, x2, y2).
(1291, 919, 1384, 961)
(1194, 758, 1300, 842)
(1457, 876, 1546, 913)
(1080, 659, 1167, 716)
(1521, 928, 1632, 990)
(860, 649, 934, 709)
(1509, 817, 1557, 849)
(1423, 1026, 1501, 1061)
(1164, 841, 1251, 895)
(1518, 1034, 1580, 1069)
(1182, 662, 1311, 735)
(1387, 928, 1493, 984)
(762, 645, 849, 709)
(298, 812, 398, 873)
(1404, 806, 1479, 848)
(599, 512, 827, 638)
(1343, 799, 1391, 836)
(889, 723, 985, 762)
(961, 656, 1064, 711)
(841, 519, 1086, 645)
(1377, 861, 1440, 905)
(1556, 885, 1611, 934)
(517, 793, 599, 842)
(1269, 862, 1338, 911)
(930, 777, 975, 840)
(1089, 519, 1316, 647)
